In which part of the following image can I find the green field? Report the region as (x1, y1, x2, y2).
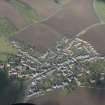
(0, 17, 17, 37)
(0, 37, 17, 62)
(95, 0, 105, 22)
(7, 0, 40, 24)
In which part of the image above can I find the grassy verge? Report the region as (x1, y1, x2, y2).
(7, 0, 40, 24)
(95, 0, 105, 22)
(0, 17, 17, 37)
(0, 37, 17, 62)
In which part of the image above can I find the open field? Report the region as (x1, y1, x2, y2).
(7, 0, 40, 25)
(95, 0, 105, 22)
(44, 0, 99, 36)
(0, 0, 39, 29)
(0, 0, 65, 29)
(79, 24, 105, 56)
(0, 0, 68, 38)
(0, 0, 25, 28)
(11, 23, 61, 53)
(28, 88, 105, 105)
(0, 17, 17, 37)
(21, 0, 70, 18)
(14, 0, 99, 53)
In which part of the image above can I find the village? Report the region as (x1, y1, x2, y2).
(0, 37, 105, 98)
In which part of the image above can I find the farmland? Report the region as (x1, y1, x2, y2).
(0, 17, 17, 37)
(21, 0, 70, 18)
(0, 0, 24, 28)
(0, 0, 67, 36)
(7, 0, 40, 24)
(14, 0, 99, 53)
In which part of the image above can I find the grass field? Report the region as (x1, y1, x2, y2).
(95, 0, 105, 22)
(0, 37, 17, 62)
(7, 0, 40, 24)
(0, 17, 17, 37)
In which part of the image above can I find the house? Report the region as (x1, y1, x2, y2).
(90, 79, 96, 84)
(0, 64, 4, 69)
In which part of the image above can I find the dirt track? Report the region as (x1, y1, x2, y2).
(14, 0, 99, 53)
(79, 24, 105, 56)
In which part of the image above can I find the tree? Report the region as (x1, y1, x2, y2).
(0, 70, 9, 92)
(54, 0, 59, 4)
(0, 65, 24, 105)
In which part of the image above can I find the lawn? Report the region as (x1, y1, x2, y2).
(0, 37, 17, 62)
(95, 0, 105, 22)
(7, 0, 40, 24)
(0, 17, 17, 37)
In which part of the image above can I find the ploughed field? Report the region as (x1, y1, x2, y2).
(13, 0, 99, 53)
(21, 0, 70, 18)
(0, 0, 25, 28)
(12, 23, 61, 53)
(0, 0, 67, 29)
(28, 88, 105, 105)
(0, 0, 62, 31)
(79, 24, 105, 56)
(0, 0, 39, 28)
(44, 0, 99, 36)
